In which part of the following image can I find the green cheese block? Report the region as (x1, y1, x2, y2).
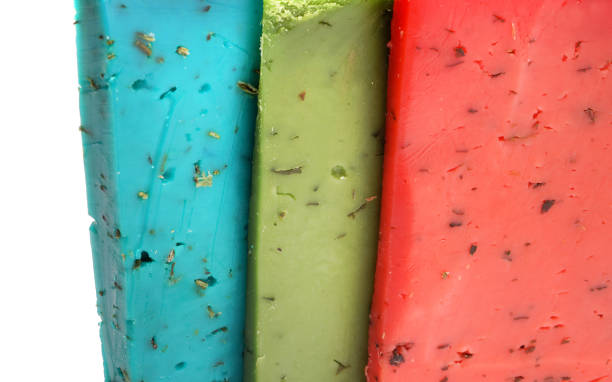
(245, 1, 392, 381)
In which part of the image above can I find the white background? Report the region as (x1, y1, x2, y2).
(0, 1, 103, 380)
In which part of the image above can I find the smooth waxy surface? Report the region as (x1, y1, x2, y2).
(75, 1, 260, 380)
(368, 1, 612, 381)
(245, 1, 391, 381)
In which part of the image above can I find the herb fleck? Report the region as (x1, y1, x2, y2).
(272, 166, 302, 175)
(389, 349, 404, 366)
(211, 326, 228, 335)
(134, 39, 152, 57)
(334, 360, 350, 375)
(541, 199, 556, 213)
(118, 368, 130, 382)
(79, 126, 93, 135)
(469, 244, 478, 255)
(166, 249, 175, 263)
(207, 305, 220, 319)
(584, 107, 596, 123)
(176, 46, 190, 56)
(493, 14, 506, 23)
(137, 32, 155, 42)
(347, 202, 368, 219)
(458, 350, 473, 359)
(194, 163, 213, 187)
(159, 86, 177, 100)
(237, 81, 258, 95)
(133, 251, 154, 269)
(389, 343, 413, 366)
(502, 250, 513, 262)
(454, 45, 467, 57)
(529, 182, 546, 189)
(87, 77, 100, 90)
(590, 284, 608, 292)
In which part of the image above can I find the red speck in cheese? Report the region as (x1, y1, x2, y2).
(368, 0, 612, 381)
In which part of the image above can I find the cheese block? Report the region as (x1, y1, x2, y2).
(368, 0, 612, 381)
(75, 1, 260, 380)
(245, 1, 391, 381)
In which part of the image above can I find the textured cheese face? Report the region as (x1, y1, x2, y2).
(368, 0, 612, 381)
(245, 1, 391, 381)
(75, 1, 260, 381)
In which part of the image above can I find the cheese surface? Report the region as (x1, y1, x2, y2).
(245, 0, 391, 381)
(368, 0, 612, 381)
(75, 1, 260, 380)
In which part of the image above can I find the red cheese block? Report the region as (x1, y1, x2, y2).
(368, 1, 612, 381)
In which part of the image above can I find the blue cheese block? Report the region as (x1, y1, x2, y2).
(75, 1, 260, 381)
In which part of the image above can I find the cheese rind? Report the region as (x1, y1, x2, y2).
(75, 1, 260, 380)
(245, 1, 391, 381)
(368, 0, 612, 381)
